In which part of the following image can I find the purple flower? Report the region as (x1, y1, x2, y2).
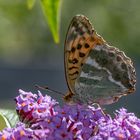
(1, 90, 140, 140)
(15, 89, 58, 124)
(90, 108, 140, 140)
(0, 122, 51, 140)
(0, 123, 33, 140)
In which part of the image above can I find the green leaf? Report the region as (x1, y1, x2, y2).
(0, 109, 19, 128)
(0, 113, 11, 130)
(27, 0, 36, 10)
(40, 0, 62, 43)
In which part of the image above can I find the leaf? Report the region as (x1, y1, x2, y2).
(0, 113, 11, 130)
(0, 109, 19, 128)
(27, 0, 36, 10)
(40, 0, 61, 43)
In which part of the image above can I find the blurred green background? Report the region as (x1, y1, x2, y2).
(0, 0, 140, 114)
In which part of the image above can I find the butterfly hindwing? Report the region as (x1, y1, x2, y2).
(74, 44, 136, 104)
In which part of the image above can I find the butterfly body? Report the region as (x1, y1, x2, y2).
(64, 15, 136, 105)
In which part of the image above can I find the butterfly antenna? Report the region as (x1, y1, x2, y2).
(35, 84, 65, 96)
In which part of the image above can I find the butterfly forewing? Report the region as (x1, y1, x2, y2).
(64, 15, 95, 96)
(64, 15, 136, 105)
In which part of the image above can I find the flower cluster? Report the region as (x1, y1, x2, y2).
(0, 90, 140, 140)
(15, 89, 58, 125)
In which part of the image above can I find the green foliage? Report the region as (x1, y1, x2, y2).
(27, 0, 36, 10)
(40, 0, 61, 43)
(0, 0, 140, 59)
(0, 109, 19, 129)
(0, 113, 10, 130)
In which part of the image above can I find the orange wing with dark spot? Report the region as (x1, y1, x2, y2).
(64, 15, 105, 101)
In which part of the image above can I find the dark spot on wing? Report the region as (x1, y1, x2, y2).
(116, 56, 122, 62)
(79, 52, 86, 57)
(113, 97, 119, 102)
(75, 27, 84, 35)
(85, 43, 90, 48)
(84, 25, 91, 34)
(102, 59, 108, 65)
(77, 44, 82, 49)
(108, 52, 115, 57)
(121, 72, 132, 88)
(79, 30, 84, 35)
(73, 58, 78, 64)
(96, 42, 102, 45)
(69, 71, 79, 76)
(75, 27, 80, 32)
(96, 50, 108, 66)
(72, 22, 78, 28)
(127, 83, 133, 89)
(68, 58, 78, 64)
(71, 47, 76, 53)
(121, 63, 127, 70)
(82, 36, 86, 40)
(69, 66, 78, 70)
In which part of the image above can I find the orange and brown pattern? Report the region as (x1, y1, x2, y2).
(64, 15, 105, 98)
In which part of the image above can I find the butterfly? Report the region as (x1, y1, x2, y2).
(63, 15, 136, 105)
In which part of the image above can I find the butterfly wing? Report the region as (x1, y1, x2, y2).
(74, 43, 136, 105)
(64, 15, 136, 105)
(64, 15, 100, 100)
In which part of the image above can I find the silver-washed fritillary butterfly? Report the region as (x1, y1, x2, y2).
(63, 15, 136, 105)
